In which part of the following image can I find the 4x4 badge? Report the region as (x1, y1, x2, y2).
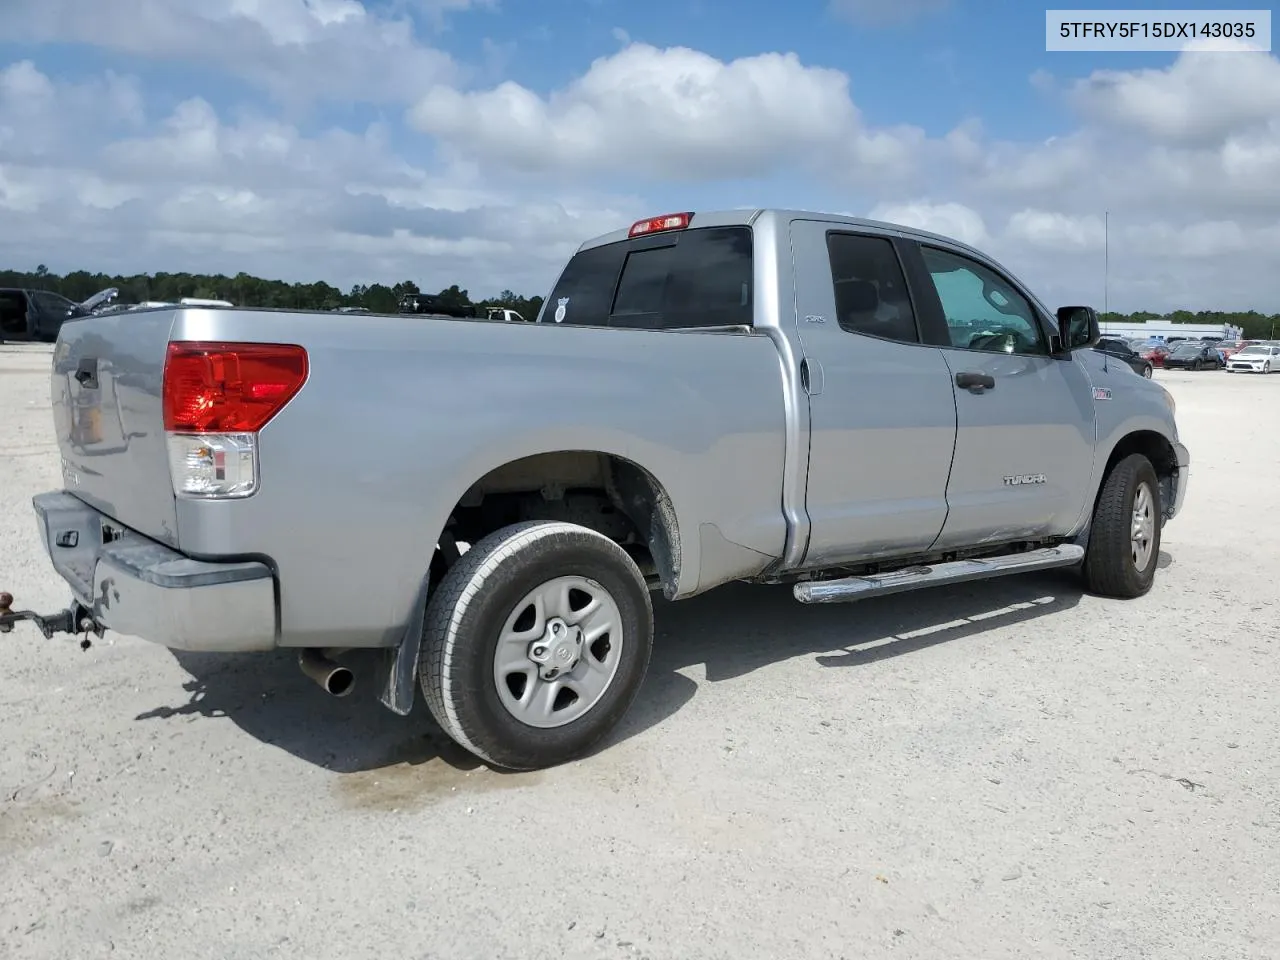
(1093, 387, 1113, 400)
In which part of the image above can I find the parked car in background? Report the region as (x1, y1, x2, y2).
(1132, 340, 1170, 368)
(1226, 344, 1280, 373)
(1216, 340, 1252, 361)
(399, 293, 478, 318)
(1094, 337, 1154, 378)
(0, 287, 119, 342)
(1163, 340, 1225, 371)
(487, 307, 527, 323)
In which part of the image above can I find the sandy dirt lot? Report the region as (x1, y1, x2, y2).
(1, 341, 1277, 960)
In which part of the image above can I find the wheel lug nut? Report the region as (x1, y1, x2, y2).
(533, 646, 546, 657)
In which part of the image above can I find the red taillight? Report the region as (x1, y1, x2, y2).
(163, 341, 308, 433)
(628, 212, 693, 237)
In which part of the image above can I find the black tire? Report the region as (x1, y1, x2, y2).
(1082, 453, 1162, 599)
(1142, 364, 1153, 379)
(418, 520, 654, 771)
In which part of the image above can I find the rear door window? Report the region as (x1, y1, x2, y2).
(543, 225, 754, 329)
(656, 226, 753, 329)
(541, 243, 627, 326)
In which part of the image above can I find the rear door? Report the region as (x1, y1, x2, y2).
(900, 241, 1096, 550)
(788, 221, 958, 567)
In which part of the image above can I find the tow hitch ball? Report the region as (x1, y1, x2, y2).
(0, 592, 103, 649)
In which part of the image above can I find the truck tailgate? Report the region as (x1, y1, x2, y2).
(51, 309, 180, 547)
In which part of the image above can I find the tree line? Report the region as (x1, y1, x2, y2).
(3, 265, 1277, 339)
(0, 265, 546, 323)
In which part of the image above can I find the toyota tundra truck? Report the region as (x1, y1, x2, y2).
(2, 208, 1189, 771)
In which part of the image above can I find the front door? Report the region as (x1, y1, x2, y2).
(788, 221, 958, 568)
(907, 243, 1096, 551)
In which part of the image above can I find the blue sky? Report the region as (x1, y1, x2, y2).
(0, 0, 1276, 311)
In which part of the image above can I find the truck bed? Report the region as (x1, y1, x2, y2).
(51, 306, 790, 648)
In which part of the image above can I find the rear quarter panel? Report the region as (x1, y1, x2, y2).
(171, 309, 789, 648)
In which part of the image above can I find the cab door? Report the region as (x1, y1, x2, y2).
(787, 220, 958, 568)
(900, 241, 1096, 551)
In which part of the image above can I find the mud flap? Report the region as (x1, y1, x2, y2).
(376, 575, 431, 716)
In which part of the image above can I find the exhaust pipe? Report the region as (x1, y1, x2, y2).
(298, 648, 355, 698)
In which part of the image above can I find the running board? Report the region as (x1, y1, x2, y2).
(793, 544, 1085, 604)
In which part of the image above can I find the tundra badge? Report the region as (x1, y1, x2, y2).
(1003, 474, 1046, 486)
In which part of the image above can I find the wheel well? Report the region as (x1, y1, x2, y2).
(1100, 430, 1179, 516)
(431, 452, 682, 599)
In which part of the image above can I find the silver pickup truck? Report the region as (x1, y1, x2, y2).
(3, 208, 1189, 771)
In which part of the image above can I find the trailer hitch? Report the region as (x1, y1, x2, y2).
(0, 592, 104, 649)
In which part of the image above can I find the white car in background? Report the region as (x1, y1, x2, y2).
(1226, 344, 1280, 373)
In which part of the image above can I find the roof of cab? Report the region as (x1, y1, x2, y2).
(575, 208, 990, 261)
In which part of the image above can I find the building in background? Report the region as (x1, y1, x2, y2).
(1099, 321, 1244, 342)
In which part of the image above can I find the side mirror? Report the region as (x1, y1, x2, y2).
(1055, 305, 1099, 354)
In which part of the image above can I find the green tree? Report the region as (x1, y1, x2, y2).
(1, 265, 547, 317)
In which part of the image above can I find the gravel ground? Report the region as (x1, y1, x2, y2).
(1, 341, 1277, 960)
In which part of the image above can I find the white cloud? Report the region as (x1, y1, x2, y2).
(1004, 210, 1105, 251)
(0, 61, 638, 296)
(3, 8, 1280, 314)
(1067, 48, 1280, 146)
(3, 0, 459, 105)
(408, 42, 925, 181)
(867, 200, 989, 247)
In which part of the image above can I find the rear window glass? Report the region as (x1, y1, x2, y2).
(542, 225, 753, 330)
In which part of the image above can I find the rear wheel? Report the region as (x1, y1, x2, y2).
(1082, 454, 1162, 599)
(418, 520, 654, 771)
(1141, 364, 1153, 379)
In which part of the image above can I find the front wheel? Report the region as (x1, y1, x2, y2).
(418, 520, 654, 771)
(1082, 453, 1162, 599)
(1265, 362, 1272, 374)
(1142, 364, 1153, 379)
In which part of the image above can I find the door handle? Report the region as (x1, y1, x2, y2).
(800, 357, 824, 396)
(955, 371, 995, 391)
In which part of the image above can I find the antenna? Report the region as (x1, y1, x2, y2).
(1104, 210, 1109, 320)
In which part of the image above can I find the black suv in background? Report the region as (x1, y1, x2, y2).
(0, 288, 84, 342)
(1093, 336, 1155, 378)
(0, 287, 117, 343)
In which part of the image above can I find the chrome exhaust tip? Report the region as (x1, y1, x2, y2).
(298, 648, 355, 698)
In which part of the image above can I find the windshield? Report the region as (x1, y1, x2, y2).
(1238, 346, 1268, 355)
(1171, 343, 1202, 355)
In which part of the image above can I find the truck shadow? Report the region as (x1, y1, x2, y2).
(137, 564, 1102, 776)
(616, 568, 1088, 743)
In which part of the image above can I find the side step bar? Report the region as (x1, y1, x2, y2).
(793, 544, 1085, 604)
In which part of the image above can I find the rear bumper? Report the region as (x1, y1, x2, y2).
(33, 490, 277, 652)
